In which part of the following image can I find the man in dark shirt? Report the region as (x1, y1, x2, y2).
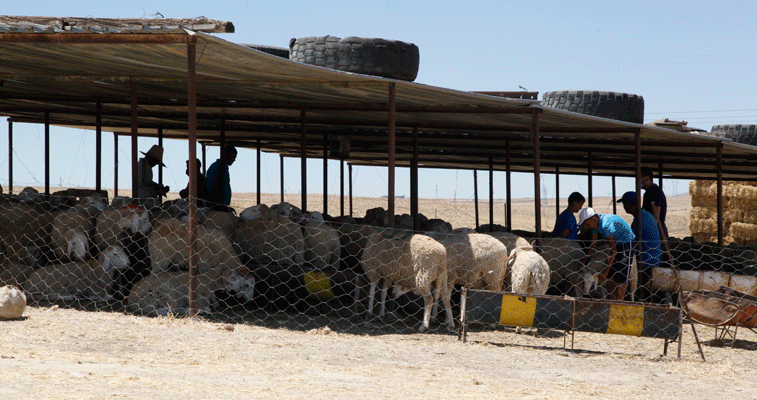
(640, 167, 667, 237)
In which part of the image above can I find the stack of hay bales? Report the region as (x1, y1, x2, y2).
(690, 180, 757, 245)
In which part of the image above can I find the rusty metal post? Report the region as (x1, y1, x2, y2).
(219, 117, 226, 150)
(96, 101, 102, 192)
(340, 158, 345, 217)
(506, 139, 512, 232)
(187, 36, 199, 315)
(612, 175, 617, 214)
(533, 111, 542, 238)
(130, 80, 138, 199)
(257, 140, 261, 205)
(301, 109, 307, 212)
(717, 143, 724, 247)
(7, 120, 12, 194)
(201, 143, 207, 176)
(44, 111, 49, 195)
(280, 154, 285, 203)
(635, 130, 642, 254)
(323, 131, 328, 216)
(388, 83, 396, 228)
(157, 127, 163, 186)
(587, 151, 593, 208)
(489, 157, 494, 228)
(411, 127, 419, 231)
(349, 163, 354, 218)
(474, 170, 479, 229)
(114, 132, 118, 197)
(658, 162, 663, 190)
(555, 165, 560, 219)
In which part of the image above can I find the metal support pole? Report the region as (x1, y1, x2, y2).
(658, 162, 663, 189)
(201, 143, 206, 175)
(7, 120, 12, 194)
(717, 143, 724, 247)
(612, 175, 617, 214)
(349, 163, 354, 217)
(257, 140, 261, 205)
(489, 157, 494, 228)
(411, 127, 419, 231)
(323, 131, 328, 216)
(187, 37, 199, 315)
(340, 158, 345, 217)
(280, 154, 285, 203)
(114, 132, 118, 197)
(388, 83, 396, 228)
(506, 139, 512, 232)
(220, 118, 226, 150)
(533, 111, 542, 238)
(157, 127, 163, 186)
(587, 151, 593, 208)
(44, 111, 50, 195)
(96, 101, 102, 192)
(474, 170, 479, 229)
(301, 109, 307, 212)
(130, 80, 138, 199)
(555, 165, 560, 219)
(635, 130, 642, 253)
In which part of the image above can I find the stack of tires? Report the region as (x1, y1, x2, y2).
(541, 90, 645, 124)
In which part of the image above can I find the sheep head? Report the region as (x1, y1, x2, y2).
(100, 244, 130, 277)
(66, 230, 89, 260)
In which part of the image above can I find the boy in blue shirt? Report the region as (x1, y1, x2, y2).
(617, 191, 661, 303)
(552, 192, 585, 241)
(578, 207, 636, 301)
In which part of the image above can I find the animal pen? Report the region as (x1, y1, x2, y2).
(2, 16, 757, 361)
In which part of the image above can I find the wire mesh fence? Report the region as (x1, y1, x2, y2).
(0, 188, 755, 363)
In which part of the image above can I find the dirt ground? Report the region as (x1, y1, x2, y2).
(4, 191, 756, 399)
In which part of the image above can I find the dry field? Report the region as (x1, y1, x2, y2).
(4, 190, 757, 399)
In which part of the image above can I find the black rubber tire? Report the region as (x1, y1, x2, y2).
(288, 35, 420, 81)
(243, 44, 290, 59)
(710, 124, 757, 146)
(541, 90, 645, 124)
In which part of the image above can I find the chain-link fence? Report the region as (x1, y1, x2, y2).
(1, 188, 755, 364)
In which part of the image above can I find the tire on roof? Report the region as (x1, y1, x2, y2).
(541, 90, 645, 124)
(288, 35, 420, 81)
(709, 124, 757, 146)
(244, 44, 290, 59)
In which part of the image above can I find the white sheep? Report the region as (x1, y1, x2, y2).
(23, 258, 110, 301)
(148, 218, 246, 275)
(233, 205, 305, 266)
(426, 232, 508, 292)
(507, 247, 550, 334)
(93, 206, 151, 251)
(361, 229, 454, 332)
(51, 208, 96, 261)
(202, 210, 238, 238)
(300, 211, 340, 269)
(100, 244, 131, 278)
(127, 266, 255, 315)
(486, 232, 532, 253)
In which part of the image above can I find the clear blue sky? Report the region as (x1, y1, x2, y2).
(0, 1, 755, 201)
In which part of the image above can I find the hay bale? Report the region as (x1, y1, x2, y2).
(0, 285, 26, 320)
(730, 222, 757, 246)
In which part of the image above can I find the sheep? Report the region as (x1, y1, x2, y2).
(0, 285, 26, 320)
(300, 211, 340, 269)
(534, 237, 586, 296)
(426, 232, 508, 292)
(127, 266, 255, 316)
(363, 207, 388, 227)
(93, 206, 151, 251)
(0, 256, 36, 287)
(102, 231, 151, 301)
(424, 219, 452, 234)
(579, 244, 612, 298)
(51, 208, 97, 261)
(0, 202, 55, 262)
(148, 218, 246, 275)
(23, 257, 110, 301)
(202, 209, 238, 238)
(486, 232, 532, 253)
(233, 206, 305, 266)
(507, 247, 550, 334)
(361, 229, 453, 332)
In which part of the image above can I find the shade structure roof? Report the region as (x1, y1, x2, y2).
(0, 16, 754, 181)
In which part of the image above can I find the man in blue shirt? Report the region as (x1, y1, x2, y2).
(641, 167, 668, 238)
(552, 192, 585, 241)
(618, 191, 661, 303)
(578, 207, 636, 301)
(206, 145, 237, 206)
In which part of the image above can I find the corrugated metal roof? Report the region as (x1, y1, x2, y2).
(0, 20, 753, 181)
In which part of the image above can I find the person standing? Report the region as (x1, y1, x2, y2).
(552, 191, 585, 240)
(617, 191, 661, 303)
(206, 145, 237, 206)
(179, 158, 209, 206)
(578, 207, 636, 301)
(137, 145, 169, 198)
(641, 166, 668, 237)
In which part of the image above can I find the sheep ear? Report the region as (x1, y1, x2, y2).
(66, 240, 73, 257)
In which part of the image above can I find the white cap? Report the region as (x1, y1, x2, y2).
(578, 207, 597, 226)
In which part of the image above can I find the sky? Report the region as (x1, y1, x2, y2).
(0, 1, 755, 202)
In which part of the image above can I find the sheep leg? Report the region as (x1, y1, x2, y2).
(418, 292, 434, 333)
(440, 286, 455, 332)
(366, 281, 377, 320)
(378, 279, 389, 318)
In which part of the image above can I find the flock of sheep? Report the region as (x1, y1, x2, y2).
(0, 187, 617, 331)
